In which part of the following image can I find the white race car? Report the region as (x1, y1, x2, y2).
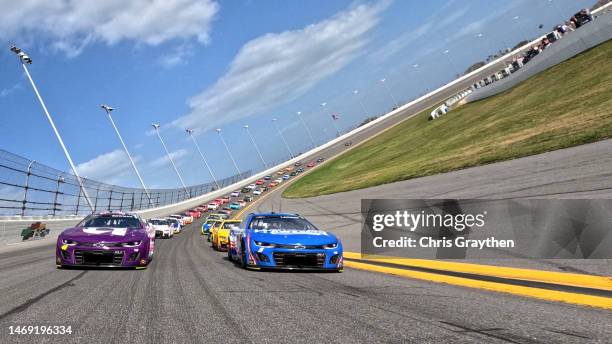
(253, 189, 262, 195)
(208, 203, 219, 211)
(149, 218, 174, 238)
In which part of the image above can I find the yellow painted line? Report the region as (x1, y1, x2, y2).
(344, 260, 612, 310)
(344, 252, 612, 292)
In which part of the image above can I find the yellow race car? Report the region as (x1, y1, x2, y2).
(211, 219, 242, 251)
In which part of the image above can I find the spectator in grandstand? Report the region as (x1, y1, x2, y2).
(571, 9, 594, 28)
(539, 37, 552, 50)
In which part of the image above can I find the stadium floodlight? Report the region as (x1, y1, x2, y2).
(380, 77, 399, 108)
(100, 105, 152, 206)
(10, 45, 32, 64)
(296, 111, 316, 148)
(271, 118, 294, 158)
(151, 123, 189, 196)
(10, 45, 94, 211)
(185, 128, 220, 189)
(243, 125, 268, 169)
(215, 128, 241, 174)
(352, 89, 369, 117)
(321, 102, 340, 137)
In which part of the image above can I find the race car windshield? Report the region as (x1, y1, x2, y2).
(81, 216, 141, 228)
(149, 219, 168, 225)
(222, 222, 241, 230)
(249, 217, 318, 231)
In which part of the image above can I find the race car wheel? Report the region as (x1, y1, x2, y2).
(227, 249, 233, 262)
(240, 240, 247, 269)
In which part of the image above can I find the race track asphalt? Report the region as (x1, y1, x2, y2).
(1, 210, 611, 344)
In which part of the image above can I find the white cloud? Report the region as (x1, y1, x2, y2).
(173, 1, 389, 132)
(76, 149, 136, 185)
(0, 0, 219, 57)
(76, 147, 189, 186)
(150, 149, 188, 168)
(0, 83, 22, 97)
(158, 44, 195, 68)
(370, 6, 469, 62)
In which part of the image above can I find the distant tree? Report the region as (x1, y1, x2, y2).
(358, 116, 379, 127)
(464, 61, 486, 75)
(511, 40, 530, 51)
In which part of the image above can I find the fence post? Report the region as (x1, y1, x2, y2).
(75, 187, 81, 215)
(21, 160, 36, 216)
(108, 190, 113, 211)
(119, 192, 125, 211)
(93, 184, 101, 212)
(156, 193, 160, 207)
(52, 176, 64, 216)
(139, 192, 144, 210)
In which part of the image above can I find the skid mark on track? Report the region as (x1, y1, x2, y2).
(0, 270, 87, 321)
(542, 328, 591, 339)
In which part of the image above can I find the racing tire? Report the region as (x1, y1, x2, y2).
(240, 240, 247, 269)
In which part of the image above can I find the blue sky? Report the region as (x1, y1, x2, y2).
(0, 0, 596, 188)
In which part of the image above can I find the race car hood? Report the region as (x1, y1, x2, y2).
(250, 229, 338, 246)
(60, 226, 145, 242)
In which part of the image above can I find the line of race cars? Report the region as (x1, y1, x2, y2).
(55, 157, 342, 271)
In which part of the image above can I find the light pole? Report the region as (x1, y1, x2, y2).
(186, 129, 220, 189)
(10, 45, 94, 211)
(101, 105, 152, 206)
(352, 90, 369, 117)
(321, 102, 340, 137)
(243, 125, 268, 169)
(271, 118, 294, 158)
(442, 50, 461, 78)
(296, 111, 316, 148)
(216, 128, 241, 174)
(151, 124, 189, 196)
(411, 63, 427, 94)
(380, 78, 399, 108)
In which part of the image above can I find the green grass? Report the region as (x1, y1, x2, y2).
(284, 40, 612, 198)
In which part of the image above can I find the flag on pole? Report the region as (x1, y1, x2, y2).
(331, 114, 340, 120)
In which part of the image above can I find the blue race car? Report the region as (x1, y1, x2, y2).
(228, 213, 343, 271)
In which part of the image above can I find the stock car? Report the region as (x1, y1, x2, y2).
(230, 191, 240, 197)
(201, 218, 221, 235)
(56, 212, 155, 269)
(211, 220, 242, 251)
(148, 218, 174, 238)
(181, 214, 194, 225)
(228, 213, 343, 271)
(166, 218, 182, 234)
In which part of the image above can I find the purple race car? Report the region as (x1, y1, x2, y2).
(56, 212, 155, 269)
